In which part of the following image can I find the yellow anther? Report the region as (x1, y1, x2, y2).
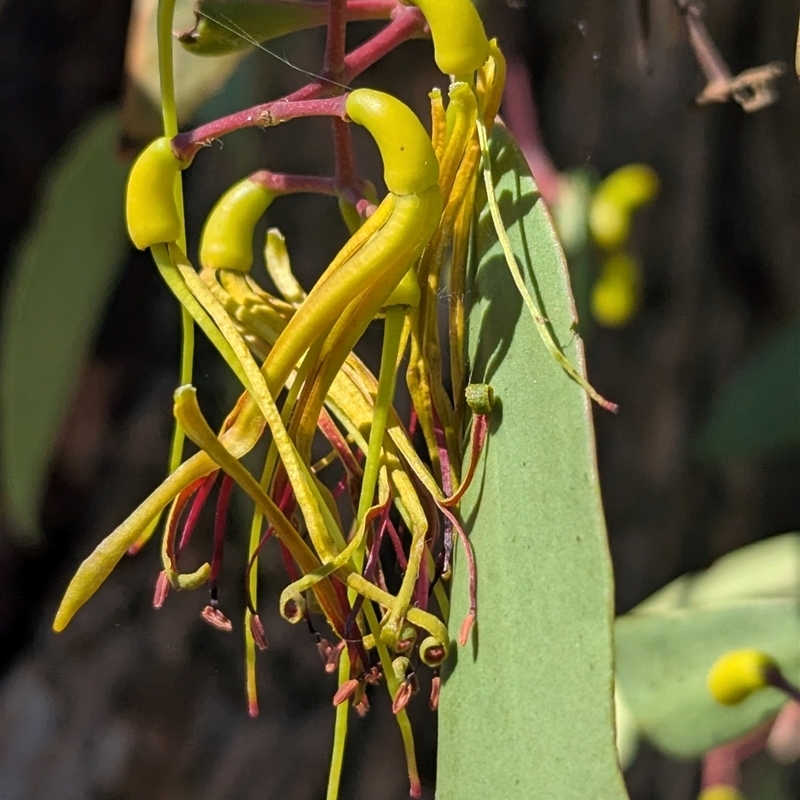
(707, 649, 779, 705)
(346, 89, 439, 196)
(126, 137, 189, 250)
(200, 178, 276, 272)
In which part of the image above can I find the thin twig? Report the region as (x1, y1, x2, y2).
(675, 0, 786, 112)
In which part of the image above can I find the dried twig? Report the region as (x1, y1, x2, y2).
(676, 0, 786, 112)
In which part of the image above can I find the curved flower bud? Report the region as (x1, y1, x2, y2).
(707, 649, 779, 705)
(589, 163, 659, 250)
(405, 0, 489, 76)
(346, 88, 439, 196)
(126, 137, 190, 250)
(200, 178, 276, 272)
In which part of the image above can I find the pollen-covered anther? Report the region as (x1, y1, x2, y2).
(458, 611, 476, 647)
(201, 604, 234, 632)
(392, 680, 414, 715)
(316, 636, 335, 662)
(325, 641, 347, 674)
(332, 678, 361, 706)
(354, 695, 370, 717)
(707, 649, 783, 705)
(429, 675, 441, 711)
(250, 613, 269, 650)
(153, 570, 170, 609)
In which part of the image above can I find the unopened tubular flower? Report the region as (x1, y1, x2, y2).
(589, 163, 659, 251)
(707, 649, 780, 705)
(698, 787, 747, 800)
(591, 252, 641, 328)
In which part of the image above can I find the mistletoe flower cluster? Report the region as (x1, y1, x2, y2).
(52, 1, 516, 796)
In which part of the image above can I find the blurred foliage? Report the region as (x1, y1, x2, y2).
(615, 534, 799, 763)
(554, 162, 658, 331)
(697, 320, 800, 460)
(0, 111, 128, 542)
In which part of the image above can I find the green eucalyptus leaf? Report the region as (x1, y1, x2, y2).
(437, 125, 628, 799)
(615, 598, 800, 758)
(0, 110, 128, 542)
(697, 319, 800, 459)
(177, 0, 391, 57)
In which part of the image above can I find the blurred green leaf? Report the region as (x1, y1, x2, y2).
(697, 319, 800, 459)
(615, 534, 800, 759)
(0, 110, 128, 542)
(634, 533, 799, 613)
(616, 599, 799, 758)
(437, 125, 628, 799)
(741, 752, 799, 800)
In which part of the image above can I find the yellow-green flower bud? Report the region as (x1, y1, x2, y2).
(707, 649, 779, 705)
(345, 89, 439, 196)
(126, 137, 188, 250)
(392, 655, 412, 684)
(591, 252, 641, 328)
(200, 178, 276, 272)
(589, 164, 659, 250)
(405, 0, 490, 76)
(697, 787, 747, 800)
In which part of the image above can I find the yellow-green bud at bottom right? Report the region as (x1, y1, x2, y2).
(697, 786, 747, 800)
(707, 649, 778, 706)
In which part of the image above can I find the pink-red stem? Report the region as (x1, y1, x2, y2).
(172, 6, 425, 160)
(503, 58, 560, 206)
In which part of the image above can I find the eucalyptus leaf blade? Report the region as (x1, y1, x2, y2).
(437, 125, 628, 799)
(0, 110, 128, 542)
(615, 599, 800, 758)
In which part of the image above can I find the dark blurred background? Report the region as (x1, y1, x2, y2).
(0, 0, 798, 798)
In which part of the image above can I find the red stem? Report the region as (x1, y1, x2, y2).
(172, 6, 425, 160)
(249, 170, 339, 197)
(177, 472, 218, 552)
(701, 718, 772, 788)
(325, 0, 347, 77)
(210, 474, 235, 587)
